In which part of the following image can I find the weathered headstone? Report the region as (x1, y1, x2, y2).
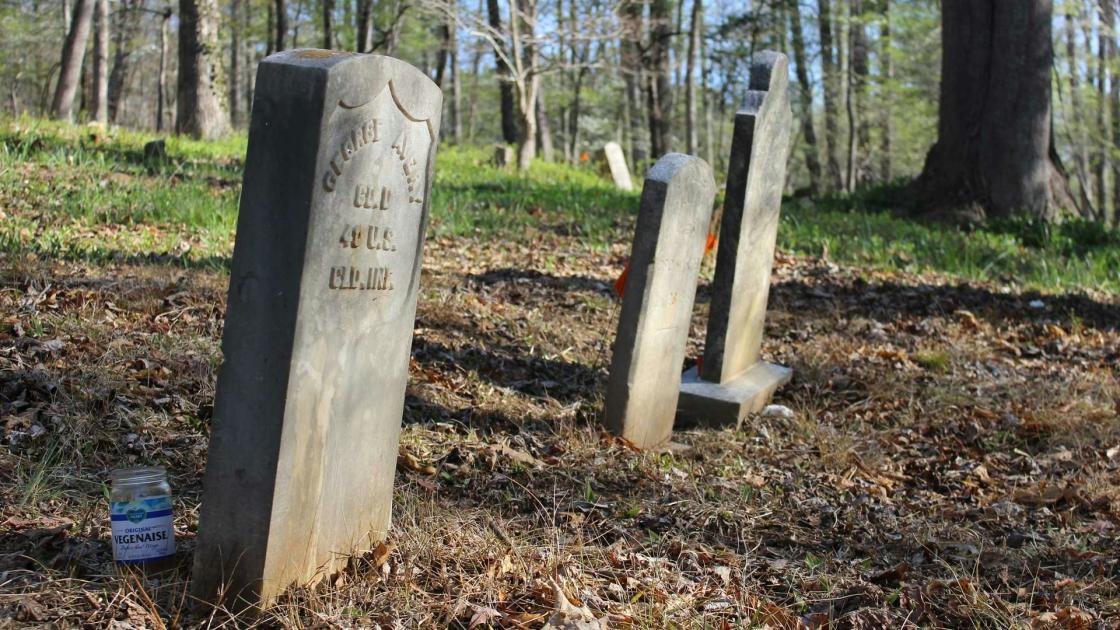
(603, 153, 716, 449)
(677, 51, 793, 428)
(493, 144, 514, 169)
(191, 50, 442, 608)
(603, 141, 634, 191)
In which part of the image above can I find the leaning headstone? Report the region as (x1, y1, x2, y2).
(191, 50, 442, 608)
(493, 143, 514, 169)
(603, 153, 716, 449)
(603, 141, 634, 191)
(677, 51, 793, 428)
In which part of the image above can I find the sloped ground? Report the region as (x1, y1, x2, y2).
(0, 226, 1117, 628)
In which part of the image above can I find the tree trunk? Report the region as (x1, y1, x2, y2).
(912, 0, 1073, 221)
(51, 0, 94, 121)
(91, 0, 109, 123)
(177, 0, 228, 139)
(788, 0, 821, 195)
(355, 0, 372, 51)
(685, 0, 701, 155)
(619, 0, 646, 166)
(645, 0, 673, 157)
(1064, 6, 1094, 215)
(878, 0, 892, 182)
(847, 0, 869, 190)
(1107, 0, 1119, 226)
(488, 0, 520, 144)
(157, 8, 169, 131)
(512, 0, 538, 169)
(434, 20, 449, 86)
(537, 89, 554, 161)
(321, 0, 333, 48)
(230, 0, 242, 127)
(107, 0, 144, 123)
(1096, 0, 1111, 221)
(817, 0, 842, 189)
(449, 0, 461, 143)
(275, 0, 287, 51)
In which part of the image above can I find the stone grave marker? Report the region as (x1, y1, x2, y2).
(677, 51, 793, 428)
(603, 141, 634, 191)
(191, 50, 442, 608)
(603, 153, 716, 449)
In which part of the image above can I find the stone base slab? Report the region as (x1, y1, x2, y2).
(676, 362, 792, 428)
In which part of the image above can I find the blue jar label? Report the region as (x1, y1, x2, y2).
(110, 495, 175, 563)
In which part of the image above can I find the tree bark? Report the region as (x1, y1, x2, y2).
(449, 0, 461, 143)
(619, 0, 646, 166)
(846, 0, 869, 191)
(512, 0, 539, 169)
(107, 0, 145, 123)
(1096, 0, 1111, 220)
(912, 0, 1074, 221)
(177, 0, 228, 139)
(275, 0, 287, 51)
(645, 0, 673, 157)
(685, 0, 701, 155)
(488, 0, 520, 144)
(91, 0, 109, 123)
(817, 0, 842, 189)
(51, 0, 94, 121)
(157, 8, 170, 131)
(321, 0, 333, 48)
(355, 0, 372, 51)
(230, 0, 243, 127)
(1107, 0, 1119, 226)
(788, 0, 821, 195)
(878, 0, 892, 182)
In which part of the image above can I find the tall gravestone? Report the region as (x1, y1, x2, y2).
(191, 50, 442, 607)
(603, 154, 716, 449)
(602, 141, 634, 191)
(676, 51, 793, 428)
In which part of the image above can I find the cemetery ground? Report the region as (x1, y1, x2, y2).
(0, 119, 1118, 627)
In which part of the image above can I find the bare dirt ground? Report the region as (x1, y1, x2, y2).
(0, 230, 1117, 628)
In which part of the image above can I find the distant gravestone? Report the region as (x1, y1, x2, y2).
(677, 51, 793, 428)
(191, 50, 442, 608)
(603, 154, 716, 449)
(493, 144, 514, 169)
(603, 141, 634, 191)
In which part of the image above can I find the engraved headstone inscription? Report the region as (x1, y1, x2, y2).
(603, 154, 716, 449)
(603, 141, 635, 191)
(677, 51, 793, 428)
(190, 50, 442, 607)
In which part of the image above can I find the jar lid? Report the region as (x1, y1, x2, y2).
(110, 466, 167, 485)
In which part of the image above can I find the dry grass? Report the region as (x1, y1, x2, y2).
(0, 231, 1117, 628)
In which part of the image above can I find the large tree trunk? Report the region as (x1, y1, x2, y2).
(788, 0, 821, 195)
(488, 0, 520, 144)
(912, 0, 1073, 221)
(176, 0, 228, 139)
(91, 0, 109, 123)
(51, 0, 94, 121)
(817, 0, 842, 190)
(684, 0, 701, 155)
(645, 0, 673, 157)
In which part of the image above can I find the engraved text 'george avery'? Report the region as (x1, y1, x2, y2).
(322, 118, 381, 192)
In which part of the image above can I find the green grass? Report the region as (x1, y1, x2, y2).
(2, 116, 1119, 293)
